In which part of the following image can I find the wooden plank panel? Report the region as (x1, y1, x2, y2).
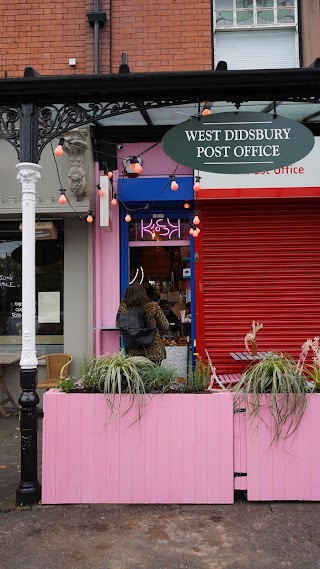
(68, 394, 83, 503)
(182, 395, 196, 503)
(54, 393, 70, 504)
(169, 394, 183, 503)
(308, 395, 320, 501)
(42, 391, 57, 504)
(157, 395, 171, 503)
(80, 395, 95, 503)
(143, 395, 158, 503)
(233, 401, 247, 491)
(131, 405, 146, 503)
(207, 392, 234, 504)
(93, 394, 108, 503)
(106, 407, 121, 504)
(194, 395, 209, 503)
(118, 399, 134, 503)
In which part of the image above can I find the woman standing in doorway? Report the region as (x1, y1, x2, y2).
(117, 281, 169, 365)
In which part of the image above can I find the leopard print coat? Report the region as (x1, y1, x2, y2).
(117, 301, 170, 362)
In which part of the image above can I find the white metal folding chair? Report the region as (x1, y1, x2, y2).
(205, 349, 242, 390)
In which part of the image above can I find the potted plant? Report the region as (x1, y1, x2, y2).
(233, 351, 314, 440)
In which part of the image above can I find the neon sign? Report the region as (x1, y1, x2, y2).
(141, 219, 181, 240)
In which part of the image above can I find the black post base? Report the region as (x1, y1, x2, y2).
(16, 481, 41, 507)
(16, 368, 41, 507)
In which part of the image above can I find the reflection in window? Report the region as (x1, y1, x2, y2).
(0, 221, 64, 345)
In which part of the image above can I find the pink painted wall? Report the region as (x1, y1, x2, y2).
(94, 164, 120, 356)
(117, 143, 192, 177)
(42, 391, 234, 505)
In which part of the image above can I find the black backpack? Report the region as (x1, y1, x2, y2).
(117, 306, 156, 350)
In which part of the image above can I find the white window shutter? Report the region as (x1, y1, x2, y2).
(215, 29, 297, 69)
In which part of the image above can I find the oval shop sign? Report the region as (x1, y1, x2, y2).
(162, 112, 315, 174)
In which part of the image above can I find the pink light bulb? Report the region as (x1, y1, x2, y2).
(134, 163, 142, 174)
(125, 213, 131, 222)
(193, 215, 200, 225)
(111, 197, 118, 206)
(107, 171, 113, 179)
(58, 194, 67, 204)
(193, 181, 201, 192)
(87, 214, 93, 223)
(99, 188, 105, 197)
(54, 144, 64, 157)
(171, 180, 179, 191)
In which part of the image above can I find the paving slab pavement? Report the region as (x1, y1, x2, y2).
(1, 410, 320, 569)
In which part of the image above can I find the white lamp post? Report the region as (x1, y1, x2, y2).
(16, 162, 42, 505)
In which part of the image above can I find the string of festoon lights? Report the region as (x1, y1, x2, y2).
(53, 132, 203, 235)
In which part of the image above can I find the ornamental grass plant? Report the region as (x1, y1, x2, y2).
(233, 351, 314, 441)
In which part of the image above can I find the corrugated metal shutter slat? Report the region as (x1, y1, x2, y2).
(202, 200, 320, 374)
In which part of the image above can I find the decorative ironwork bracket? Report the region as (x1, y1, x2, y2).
(0, 99, 191, 161)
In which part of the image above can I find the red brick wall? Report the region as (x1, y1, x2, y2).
(0, 0, 212, 77)
(110, 0, 212, 73)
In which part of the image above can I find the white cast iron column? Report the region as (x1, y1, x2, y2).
(16, 162, 42, 505)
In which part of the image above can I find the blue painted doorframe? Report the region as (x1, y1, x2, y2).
(119, 205, 196, 366)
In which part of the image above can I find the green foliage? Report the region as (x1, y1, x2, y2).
(57, 376, 79, 393)
(79, 354, 104, 393)
(304, 364, 320, 390)
(188, 358, 211, 392)
(97, 350, 155, 419)
(141, 365, 177, 393)
(233, 352, 313, 441)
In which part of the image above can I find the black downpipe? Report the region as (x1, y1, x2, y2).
(87, 2, 106, 74)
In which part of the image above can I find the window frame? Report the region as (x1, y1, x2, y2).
(213, 0, 298, 31)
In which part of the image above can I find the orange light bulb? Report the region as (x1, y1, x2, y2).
(193, 229, 199, 237)
(87, 214, 93, 223)
(54, 144, 64, 157)
(193, 181, 201, 192)
(107, 171, 113, 179)
(202, 108, 211, 116)
(193, 215, 200, 225)
(184, 202, 190, 209)
(134, 163, 142, 174)
(98, 188, 105, 197)
(189, 227, 194, 236)
(58, 194, 67, 204)
(195, 227, 200, 234)
(111, 197, 118, 206)
(130, 163, 136, 171)
(125, 213, 131, 222)
(171, 180, 179, 191)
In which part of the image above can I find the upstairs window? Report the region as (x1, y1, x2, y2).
(213, 1, 299, 69)
(214, 0, 297, 29)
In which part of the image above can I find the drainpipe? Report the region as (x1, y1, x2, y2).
(87, 1, 107, 74)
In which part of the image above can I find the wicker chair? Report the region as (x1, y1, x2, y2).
(37, 353, 73, 389)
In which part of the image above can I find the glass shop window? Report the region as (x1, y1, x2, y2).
(0, 220, 64, 350)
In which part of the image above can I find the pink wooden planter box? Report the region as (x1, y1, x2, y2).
(233, 394, 320, 501)
(42, 391, 234, 505)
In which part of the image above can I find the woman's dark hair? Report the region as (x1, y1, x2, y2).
(123, 281, 150, 308)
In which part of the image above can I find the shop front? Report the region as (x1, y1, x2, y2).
(195, 138, 320, 374)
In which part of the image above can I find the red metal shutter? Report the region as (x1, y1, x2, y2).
(200, 199, 320, 374)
